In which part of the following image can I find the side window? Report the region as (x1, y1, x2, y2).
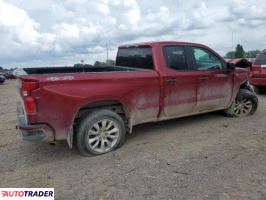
(116, 47, 153, 69)
(164, 46, 188, 70)
(193, 48, 222, 70)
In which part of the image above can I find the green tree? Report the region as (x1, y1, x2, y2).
(106, 59, 115, 66)
(73, 63, 83, 67)
(225, 51, 235, 59)
(245, 50, 261, 58)
(94, 61, 105, 66)
(74, 63, 93, 67)
(93, 60, 115, 66)
(235, 44, 245, 58)
(0, 66, 3, 70)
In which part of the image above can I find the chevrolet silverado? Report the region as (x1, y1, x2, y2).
(16, 41, 258, 156)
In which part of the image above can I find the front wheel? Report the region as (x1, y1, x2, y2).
(77, 109, 126, 156)
(224, 89, 258, 117)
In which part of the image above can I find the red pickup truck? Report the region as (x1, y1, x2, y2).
(16, 41, 258, 156)
(251, 50, 266, 94)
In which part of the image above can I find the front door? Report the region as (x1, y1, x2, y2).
(190, 47, 233, 111)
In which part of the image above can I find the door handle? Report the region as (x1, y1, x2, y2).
(166, 78, 177, 83)
(199, 77, 209, 80)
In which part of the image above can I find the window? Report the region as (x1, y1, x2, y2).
(164, 46, 188, 70)
(116, 47, 153, 69)
(255, 51, 266, 65)
(193, 48, 222, 70)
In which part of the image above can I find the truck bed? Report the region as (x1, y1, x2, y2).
(21, 65, 143, 75)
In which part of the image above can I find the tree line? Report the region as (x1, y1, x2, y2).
(225, 44, 261, 59)
(74, 59, 115, 67)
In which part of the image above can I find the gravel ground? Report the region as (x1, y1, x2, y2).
(1, 80, 266, 200)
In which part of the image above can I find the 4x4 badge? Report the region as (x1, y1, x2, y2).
(46, 76, 74, 81)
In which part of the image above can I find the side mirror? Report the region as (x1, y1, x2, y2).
(227, 62, 235, 71)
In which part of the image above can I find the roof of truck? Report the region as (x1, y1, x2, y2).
(119, 41, 207, 48)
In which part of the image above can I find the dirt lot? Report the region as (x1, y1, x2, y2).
(1, 80, 266, 200)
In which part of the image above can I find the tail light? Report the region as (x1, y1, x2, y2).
(22, 81, 39, 97)
(24, 96, 37, 114)
(21, 81, 39, 114)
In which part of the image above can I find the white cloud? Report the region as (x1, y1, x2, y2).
(0, 0, 39, 48)
(225, 0, 266, 27)
(0, 0, 58, 63)
(1, 0, 266, 68)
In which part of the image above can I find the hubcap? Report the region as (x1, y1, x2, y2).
(233, 98, 253, 117)
(87, 119, 120, 153)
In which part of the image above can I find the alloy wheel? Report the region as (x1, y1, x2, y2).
(87, 119, 120, 153)
(233, 98, 253, 117)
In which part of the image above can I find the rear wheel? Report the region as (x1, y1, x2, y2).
(77, 109, 126, 156)
(254, 86, 266, 94)
(224, 89, 258, 117)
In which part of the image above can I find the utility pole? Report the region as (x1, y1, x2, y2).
(106, 43, 109, 61)
(231, 31, 234, 50)
(231, 31, 235, 59)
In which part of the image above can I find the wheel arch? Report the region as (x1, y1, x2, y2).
(232, 80, 253, 102)
(239, 81, 253, 92)
(74, 100, 130, 122)
(67, 99, 131, 148)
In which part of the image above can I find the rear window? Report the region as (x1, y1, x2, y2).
(255, 51, 266, 65)
(116, 47, 153, 69)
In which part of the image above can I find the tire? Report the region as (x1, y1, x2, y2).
(76, 109, 126, 156)
(224, 89, 258, 117)
(254, 86, 266, 94)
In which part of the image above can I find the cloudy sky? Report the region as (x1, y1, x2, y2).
(0, 0, 266, 68)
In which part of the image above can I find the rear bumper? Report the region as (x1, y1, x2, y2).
(16, 102, 55, 142)
(250, 77, 266, 86)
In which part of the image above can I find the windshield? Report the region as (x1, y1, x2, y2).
(255, 51, 266, 66)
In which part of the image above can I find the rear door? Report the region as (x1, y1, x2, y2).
(189, 47, 233, 111)
(161, 45, 198, 117)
